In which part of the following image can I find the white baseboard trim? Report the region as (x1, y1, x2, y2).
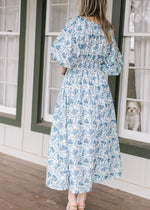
(1, 145, 150, 200)
(101, 177, 150, 200)
(0, 145, 47, 167)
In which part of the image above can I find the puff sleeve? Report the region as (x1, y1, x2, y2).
(102, 33, 124, 76)
(50, 18, 80, 69)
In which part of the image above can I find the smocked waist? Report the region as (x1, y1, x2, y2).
(75, 61, 103, 69)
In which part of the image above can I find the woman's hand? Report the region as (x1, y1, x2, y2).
(59, 66, 67, 75)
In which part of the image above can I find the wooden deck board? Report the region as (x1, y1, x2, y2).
(0, 152, 150, 210)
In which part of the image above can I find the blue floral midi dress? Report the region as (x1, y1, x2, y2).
(45, 16, 124, 194)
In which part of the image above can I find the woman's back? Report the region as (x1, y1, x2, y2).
(50, 16, 123, 76)
(71, 16, 108, 69)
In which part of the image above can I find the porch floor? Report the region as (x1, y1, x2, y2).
(0, 152, 150, 210)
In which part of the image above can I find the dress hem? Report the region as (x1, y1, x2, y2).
(45, 172, 122, 194)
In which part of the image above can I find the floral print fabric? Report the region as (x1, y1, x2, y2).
(45, 16, 123, 194)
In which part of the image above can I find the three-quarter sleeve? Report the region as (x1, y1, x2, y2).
(50, 18, 80, 69)
(102, 33, 124, 76)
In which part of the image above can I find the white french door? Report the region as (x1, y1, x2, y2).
(0, 0, 21, 115)
(118, 0, 150, 143)
(42, 0, 78, 122)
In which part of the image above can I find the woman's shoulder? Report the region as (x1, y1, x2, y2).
(66, 16, 103, 33)
(63, 16, 86, 35)
(65, 16, 81, 27)
(64, 16, 105, 37)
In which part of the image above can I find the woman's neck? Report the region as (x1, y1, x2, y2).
(83, 16, 101, 25)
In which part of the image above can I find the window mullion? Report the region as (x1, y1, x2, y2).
(67, 0, 70, 19)
(18, 0, 21, 33)
(126, 98, 150, 103)
(0, 32, 19, 35)
(118, 37, 130, 136)
(123, 0, 130, 35)
(127, 66, 150, 70)
(4, 35, 8, 106)
(4, 0, 6, 32)
(45, 0, 49, 35)
(124, 33, 150, 37)
(45, 32, 59, 36)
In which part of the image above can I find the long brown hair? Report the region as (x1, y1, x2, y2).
(77, 0, 114, 44)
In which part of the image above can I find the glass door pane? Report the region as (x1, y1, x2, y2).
(0, 36, 6, 57)
(5, 7, 19, 32)
(49, 89, 59, 115)
(0, 0, 20, 33)
(7, 36, 19, 58)
(0, 83, 4, 105)
(6, 60, 18, 84)
(0, 8, 5, 31)
(0, 59, 5, 82)
(128, 0, 150, 33)
(5, 84, 17, 107)
(49, 62, 64, 90)
(5, 0, 19, 7)
(69, 0, 78, 18)
(0, 0, 5, 6)
(48, 2, 68, 32)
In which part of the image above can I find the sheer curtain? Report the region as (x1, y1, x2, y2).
(0, 0, 20, 112)
(132, 0, 150, 133)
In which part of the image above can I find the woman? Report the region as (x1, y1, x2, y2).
(45, 0, 123, 209)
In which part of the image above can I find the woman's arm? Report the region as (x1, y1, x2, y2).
(59, 66, 67, 75)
